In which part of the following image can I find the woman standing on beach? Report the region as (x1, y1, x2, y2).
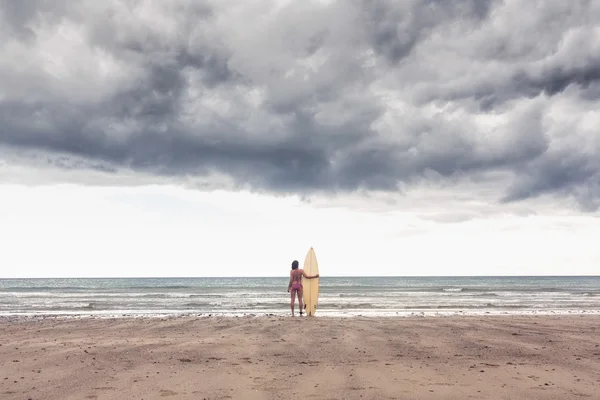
(287, 260, 319, 316)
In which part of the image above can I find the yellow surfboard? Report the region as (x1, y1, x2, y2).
(302, 247, 320, 316)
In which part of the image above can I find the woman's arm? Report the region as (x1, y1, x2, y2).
(287, 270, 293, 292)
(302, 270, 319, 279)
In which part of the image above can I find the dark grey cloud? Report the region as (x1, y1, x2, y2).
(360, 0, 497, 64)
(1, 0, 599, 211)
(514, 63, 600, 98)
(502, 150, 600, 212)
(0, 0, 66, 43)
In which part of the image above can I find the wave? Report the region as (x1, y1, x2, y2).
(125, 285, 192, 290)
(3, 284, 597, 295)
(0, 285, 195, 292)
(0, 286, 102, 292)
(326, 287, 593, 294)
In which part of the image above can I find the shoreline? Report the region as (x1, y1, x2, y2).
(2, 307, 600, 320)
(2, 314, 599, 399)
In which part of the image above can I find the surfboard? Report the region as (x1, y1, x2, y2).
(302, 247, 320, 316)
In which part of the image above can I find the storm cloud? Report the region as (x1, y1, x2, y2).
(1, 0, 599, 210)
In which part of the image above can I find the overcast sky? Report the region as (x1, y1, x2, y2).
(1, 0, 599, 278)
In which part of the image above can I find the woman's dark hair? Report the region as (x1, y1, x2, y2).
(291, 260, 299, 270)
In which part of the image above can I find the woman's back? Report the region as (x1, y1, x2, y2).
(291, 268, 303, 283)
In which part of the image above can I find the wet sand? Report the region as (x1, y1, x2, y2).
(1, 315, 599, 399)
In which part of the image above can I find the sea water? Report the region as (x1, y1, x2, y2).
(1, 276, 599, 318)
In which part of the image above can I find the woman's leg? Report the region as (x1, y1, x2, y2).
(290, 289, 296, 315)
(298, 288, 304, 315)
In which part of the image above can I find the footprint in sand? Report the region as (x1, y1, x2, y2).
(160, 389, 178, 397)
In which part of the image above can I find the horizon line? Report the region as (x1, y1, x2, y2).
(1, 275, 600, 279)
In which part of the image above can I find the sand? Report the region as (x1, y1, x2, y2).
(1, 315, 599, 399)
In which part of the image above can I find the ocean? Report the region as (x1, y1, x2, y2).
(1, 276, 599, 318)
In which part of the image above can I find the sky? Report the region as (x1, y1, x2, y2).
(1, 0, 599, 278)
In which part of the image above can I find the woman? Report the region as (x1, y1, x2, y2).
(287, 260, 319, 316)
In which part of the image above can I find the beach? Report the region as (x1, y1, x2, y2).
(1, 315, 599, 400)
